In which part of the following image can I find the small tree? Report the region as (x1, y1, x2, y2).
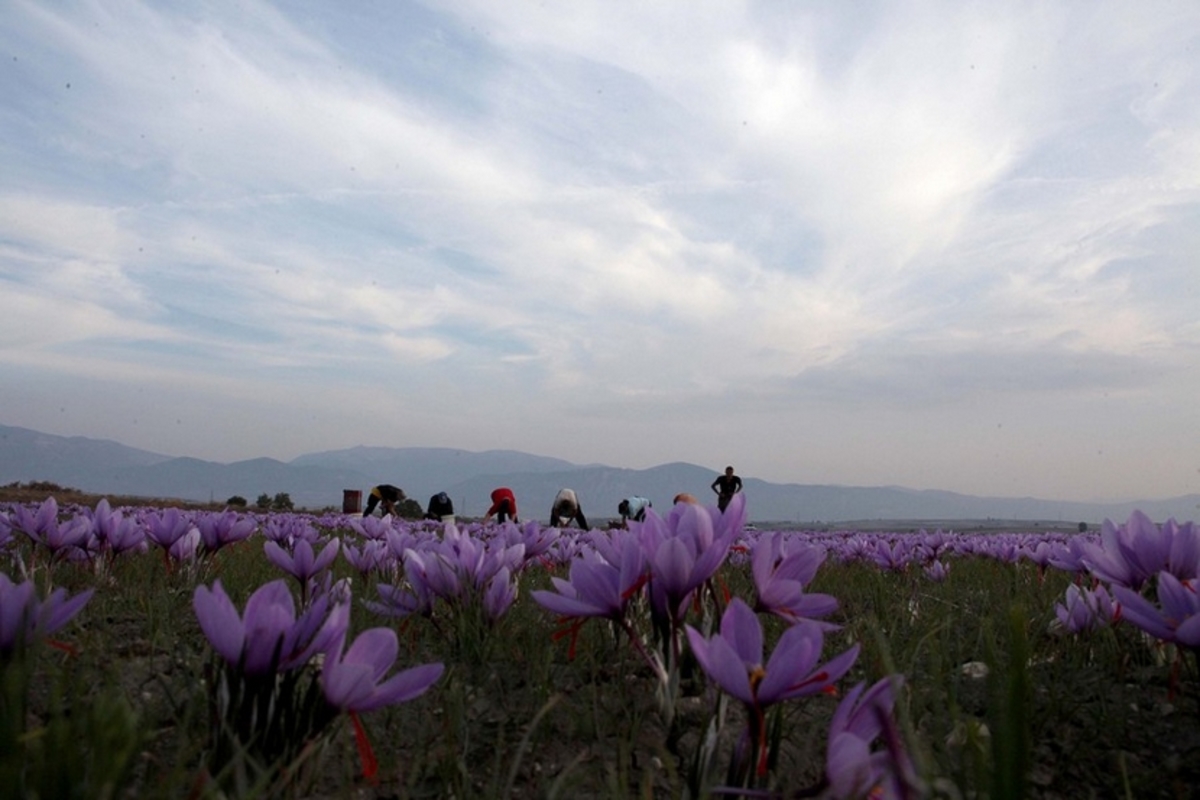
(271, 492, 294, 511)
(255, 493, 272, 510)
(397, 498, 424, 519)
(225, 495, 248, 508)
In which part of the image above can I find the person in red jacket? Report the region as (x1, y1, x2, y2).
(484, 487, 519, 524)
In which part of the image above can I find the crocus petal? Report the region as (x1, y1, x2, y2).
(686, 626, 754, 704)
(341, 628, 399, 683)
(264, 540, 294, 574)
(827, 732, 875, 799)
(721, 598, 764, 666)
(193, 581, 245, 665)
(362, 662, 446, 711)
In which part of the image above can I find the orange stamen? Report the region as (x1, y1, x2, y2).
(350, 711, 379, 785)
(621, 573, 650, 600)
(551, 617, 587, 660)
(47, 639, 79, 657)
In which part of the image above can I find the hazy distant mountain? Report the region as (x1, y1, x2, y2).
(3, 424, 1198, 523)
(291, 446, 582, 492)
(0, 425, 172, 486)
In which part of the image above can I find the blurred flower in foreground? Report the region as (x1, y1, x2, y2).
(0, 572, 93, 659)
(1111, 572, 1200, 648)
(825, 676, 922, 800)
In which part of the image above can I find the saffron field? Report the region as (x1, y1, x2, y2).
(1, 494, 1197, 798)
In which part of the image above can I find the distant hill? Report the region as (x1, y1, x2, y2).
(2, 424, 1198, 523)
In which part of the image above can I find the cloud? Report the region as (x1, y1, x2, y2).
(1, 0, 1198, 500)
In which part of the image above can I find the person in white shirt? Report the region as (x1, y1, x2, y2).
(549, 488, 589, 529)
(618, 496, 651, 525)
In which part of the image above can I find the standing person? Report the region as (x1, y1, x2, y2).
(484, 487, 519, 524)
(710, 466, 743, 512)
(549, 488, 590, 530)
(425, 491, 455, 521)
(618, 496, 651, 525)
(363, 484, 405, 517)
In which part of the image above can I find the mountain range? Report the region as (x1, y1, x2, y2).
(2, 424, 1197, 524)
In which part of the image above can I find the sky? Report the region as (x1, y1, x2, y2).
(2, 1, 1198, 504)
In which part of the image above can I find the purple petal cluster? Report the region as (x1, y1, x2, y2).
(193, 579, 347, 675)
(1054, 584, 1116, 634)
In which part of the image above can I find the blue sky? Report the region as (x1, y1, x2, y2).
(2, 1, 1198, 503)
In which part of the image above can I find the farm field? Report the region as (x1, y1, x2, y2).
(1, 493, 1197, 799)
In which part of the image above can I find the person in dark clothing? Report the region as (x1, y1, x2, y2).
(425, 491, 455, 520)
(363, 484, 405, 517)
(549, 488, 589, 530)
(484, 487, 519, 524)
(710, 466, 743, 512)
(618, 496, 651, 525)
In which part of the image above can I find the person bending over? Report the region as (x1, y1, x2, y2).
(484, 487, 519, 524)
(618, 496, 651, 525)
(549, 488, 589, 530)
(364, 484, 405, 517)
(425, 491, 455, 521)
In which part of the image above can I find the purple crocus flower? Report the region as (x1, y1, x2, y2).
(1082, 511, 1170, 591)
(483, 567, 517, 621)
(193, 579, 348, 676)
(1163, 518, 1200, 581)
(11, 497, 60, 542)
(826, 676, 921, 799)
(265, 537, 340, 584)
(144, 507, 195, 551)
(870, 539, 913, 572)
(0, 572, 94, 658)
(342, 538, 390, 578)
(320, 627, 444, 713)
(166, 527, 201, 563)
(686, 598, 859, 777)
(686, 598, 859, 709)
(13, 497, 90, 559)
(195, 509, 257, 553)
(923, 559, 950, 582)
(1054, 583, 1115, 634)
(750, 535, 839, 626)
(89, 499, 147, 557)
(365, 581, 433, 619)
(532, 535, 646, 623)
(1111, 572, 1200, 648)
(637, 500, 737, 624)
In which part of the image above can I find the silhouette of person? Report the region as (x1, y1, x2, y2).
(484, 487, 519, 524)
(710, 466, 743, 512)
(363, 484, 405, 517)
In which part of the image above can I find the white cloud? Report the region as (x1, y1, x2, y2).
(1, 0, 1198, 500)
